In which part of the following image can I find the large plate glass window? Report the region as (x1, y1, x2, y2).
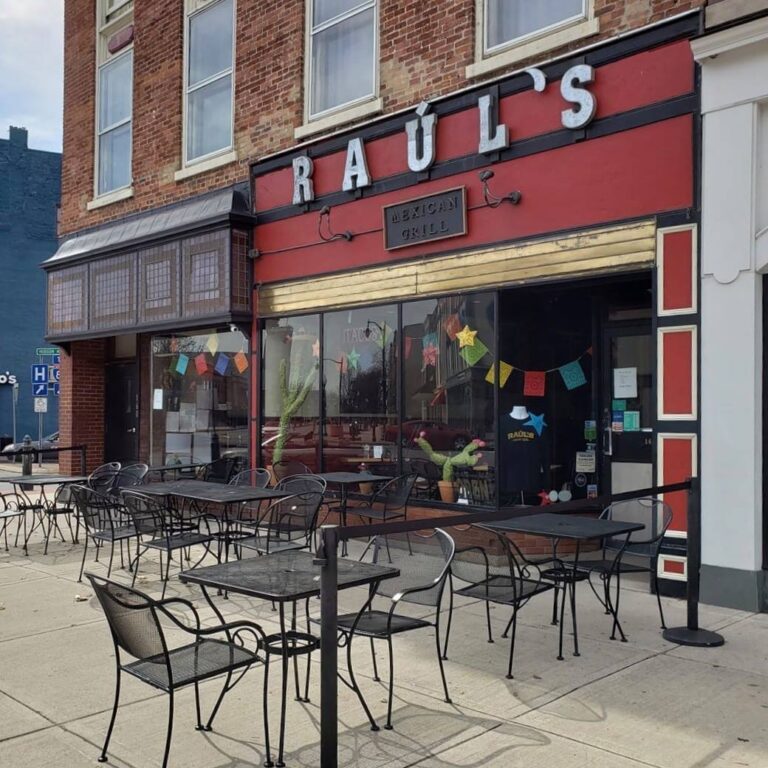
(261, 315, 321, 472)
(485, 0, 585, 53)
(97, 49, 132, 195)
(186, 0, 234, 163)
(403, 294, 496, 506)
(309, 0, 376, 118)
(150, 328, 249, 470)
(322, 305, 398, 475)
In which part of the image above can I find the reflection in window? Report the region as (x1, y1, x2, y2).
(485, 0, 584, 52)
(403, 294, 496, 505)
(97, 50, 133, 195)
(323, 306, 398, 474)
(261, 315, 321, 471)
(150, 329, 249, 468)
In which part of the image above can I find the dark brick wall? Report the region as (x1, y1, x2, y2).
(0, 127, 60, 441)
(60, 0, 706, 238)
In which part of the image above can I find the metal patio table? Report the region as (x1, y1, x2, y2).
(315, 472, 391, 556)
(180, 550, 398, 767)
(147, 462, 205, 481)
(6, 475, 89, 552)
(138, 480, 291, 562)
(480, 513, 644, 659)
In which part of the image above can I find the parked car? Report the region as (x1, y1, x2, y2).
(2, 432, 60, 462)
(387, 420, 470, 451)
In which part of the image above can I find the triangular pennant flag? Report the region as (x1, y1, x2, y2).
(423, 332, 438, 349)
(443, 313, 461, 341)
(459, 338, 489, 366)
(422, 344, 438, 369)
(206, 334, 219, 355)
(524, 370, 546, 397)
(234, 351, 249, 374)
(176, 354, 189, 375)
(214, 353, 230, 376)
(485, 361, 514, 387)
(559, 360, 587, 390)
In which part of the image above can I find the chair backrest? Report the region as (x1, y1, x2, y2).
(372, 473, 417, 512)
(273, 459, 310, 482)
(113, 464, 149, 491)
(277, 474, 327, 495)
(0, 492, 19, 513)
(71, 484, 114, 533)
(264, 482, 325, 548)
(366, 528, 455, 607)
(230, 468, 271, 488)
(87, 574, 170, 662)
(199, 457, 240, 484)
(601, 497, 673, 556)
(88, 462, 122, 494)
(122, 490, 166, 536)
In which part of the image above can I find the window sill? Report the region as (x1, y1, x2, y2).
(174, 150, 238, 182)
(466, 18, 601, 79)
(86, 186, 134, 211)
(295, 98, 383, 141)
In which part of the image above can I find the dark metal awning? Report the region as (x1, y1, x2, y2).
(44, 183, 255, 268)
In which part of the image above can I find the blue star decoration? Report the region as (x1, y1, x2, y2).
(524, 412, 547, 437)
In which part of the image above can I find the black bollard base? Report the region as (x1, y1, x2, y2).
(663, 626, 725, 647)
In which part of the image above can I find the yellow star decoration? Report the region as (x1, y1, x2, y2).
(456, 325, 478, 348)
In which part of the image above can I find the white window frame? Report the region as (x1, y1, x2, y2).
(303, 0, 380, 127)
(181, 0, 236, 170)
(468, 0, 599, 79)
(92, 1, 134, 204)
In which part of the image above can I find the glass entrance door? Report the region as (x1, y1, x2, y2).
(601, 324, 654, 495)
(104, 362, 138, 464)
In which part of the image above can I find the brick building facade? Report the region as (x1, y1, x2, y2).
(48, 0, 768, 610)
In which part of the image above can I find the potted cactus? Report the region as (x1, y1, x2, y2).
(415, 432, 485, 502)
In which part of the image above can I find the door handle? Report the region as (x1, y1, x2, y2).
(603, 426, 612, 457)
(128, 428, 136, 434)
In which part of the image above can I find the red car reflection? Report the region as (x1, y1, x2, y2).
(387, 421, 470, 451)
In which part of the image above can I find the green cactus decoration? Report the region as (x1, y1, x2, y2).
(415, 434, 485, 482)
(273, 359, 318, 464)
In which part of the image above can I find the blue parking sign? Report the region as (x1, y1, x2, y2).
(31, 364, 48, 384)
(33, 383, 47, 396)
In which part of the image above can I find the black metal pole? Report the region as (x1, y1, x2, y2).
(663, 476, 724, 647)
(318, 525, 339, 768)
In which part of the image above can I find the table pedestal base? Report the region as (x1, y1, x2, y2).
(663, 626, 725, 647)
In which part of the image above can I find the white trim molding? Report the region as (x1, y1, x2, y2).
(657, 325, 698, 421)
(692, 14, 768, 60)
(658, 553, 688, 581)
(174, 149, 238, 182)
(295, 97, 383, 140)
(87, 185, 134, 211)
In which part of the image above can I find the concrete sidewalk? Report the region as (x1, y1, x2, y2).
(0, 526, 766, 768)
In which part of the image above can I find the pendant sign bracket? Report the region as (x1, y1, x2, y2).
(383, 187, 467, 250)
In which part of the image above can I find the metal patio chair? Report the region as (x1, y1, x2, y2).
(0, 492, 25, 552)
(122, 490, 216, 598)
(573, 496, 674, 637)
(237, 475, 325, 555)
(336, 529, 455, 731)
(86, 574, 269, 768)
(445, 534, 554, 679)
(197, 457, 242, 484)
(348, 473, 417, 526)
(71, 484, 134, 582)
(88, 462, 122, 495)
(38, 483, 78, 554)
(409, 459, 441, 499)
(111, 463, 149, 496)
(272, 459, 311, 483)
(229, 468, 272, 488)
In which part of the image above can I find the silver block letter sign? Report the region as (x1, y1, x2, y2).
(478, 93, 509, 154)
(292, 156, 315, 205)
(342, 137, 371, 192)
(406, 101, 438, 173)
(561, 64, 597, 130)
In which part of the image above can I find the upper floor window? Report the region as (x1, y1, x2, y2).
(309, 0, 377, 120)
(485, 0, 585, 53)
(185, 0, 235, 165)
(96, 1, 133, 198)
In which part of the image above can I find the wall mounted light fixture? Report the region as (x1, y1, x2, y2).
(479, 170, 522, 209)
(318, 205, 354, 242)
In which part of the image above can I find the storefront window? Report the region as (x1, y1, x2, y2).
(150, 328, 249, 468)
(261, 315, 321, 471)
(323, 305, 398, 474)
(403, 294, 496, 504)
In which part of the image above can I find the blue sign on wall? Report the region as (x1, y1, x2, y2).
(31, 364, 48, 384)
(33, 383, 48, 396)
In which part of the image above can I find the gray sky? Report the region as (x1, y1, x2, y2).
(0, 0, 64, 153)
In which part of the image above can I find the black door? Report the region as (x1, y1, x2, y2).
(104, 362, 138, 464)
(600, 322, 654, 495)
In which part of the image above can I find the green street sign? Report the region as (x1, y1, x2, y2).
(35, 347, 59, 356)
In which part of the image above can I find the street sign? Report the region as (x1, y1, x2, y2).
(31, 364, 48, 384)
(52, 354, 60, 365)
(33, 383, 48, 396)
(34, 397, 48, 413)
(52, 382, 60, 396)
(48, 367, 60, 383)
(36, 347, 59, 356)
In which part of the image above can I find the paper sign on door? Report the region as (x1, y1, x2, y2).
(613, 367, 638, 399)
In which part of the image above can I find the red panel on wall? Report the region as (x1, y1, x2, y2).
(253, 116, 693, 284)
(662, 436, 695, 534)
(662, 328, 694, 416)
(663, 559, 686, 575)
(662, 229, 694, 312)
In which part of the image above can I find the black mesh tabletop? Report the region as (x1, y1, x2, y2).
(138, 479, 290, 504)
(482, 512, 644, 541)
(180, 550, 399, 601)
(6, 475, 88, 485)
(316, 472, 391, 486)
